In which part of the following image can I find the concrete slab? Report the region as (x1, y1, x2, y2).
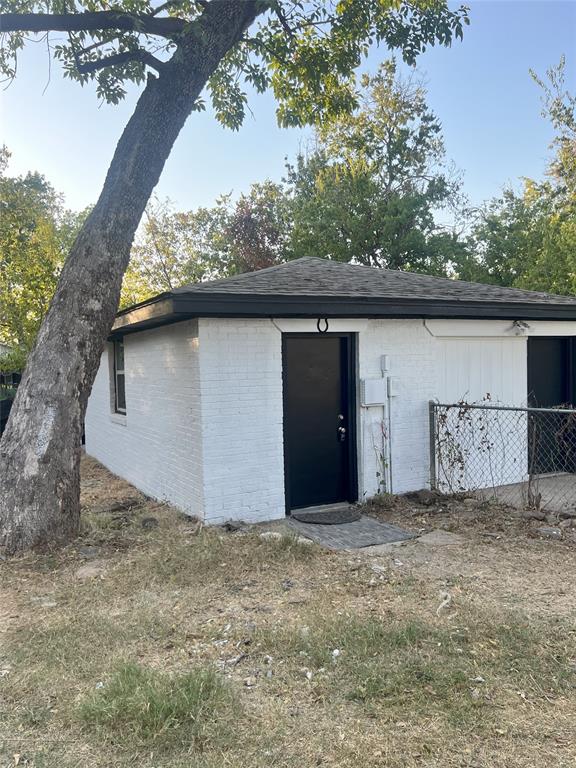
(287, 516, 415, 550)
(478, 473, 576, 515)
(359, 540, 411, 556)
(360, 528, 463, 555)
(417, 530, 464, 546)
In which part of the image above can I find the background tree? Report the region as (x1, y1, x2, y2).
(121, 197, 226, 306)
(462, 58, 576, 294)
(122, 181, 290, 305)
(221, 181, 292, 273)
(123, 61, 468, 303)
(0, 0, 468, 554)
(286, 61, 468, 273)
(0, 149, 84, 370)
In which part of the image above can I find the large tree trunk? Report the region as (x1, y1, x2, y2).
(0, 1, 262, 555)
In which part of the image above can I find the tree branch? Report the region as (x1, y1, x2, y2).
(75, 49, 165, 74)
(75, 38, 109, 56)
(0, 11, 187, 38)
(273, 3, 294, 38)
(151, 0, 191, 17)
(244, 35, 289, 66)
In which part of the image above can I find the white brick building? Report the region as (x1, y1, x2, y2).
(85, 257, 576, 524)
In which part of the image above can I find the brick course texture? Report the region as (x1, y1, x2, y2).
(85, 317, 527, 524)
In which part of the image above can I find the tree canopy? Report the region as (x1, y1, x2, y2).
(1, 1, 469, 125)
(121, 181, 291, 305)
(0, 149, 84, 370)
(121, 197, 221, 305)
(460, 58, 576, 295)
(286, 60, 466, 272)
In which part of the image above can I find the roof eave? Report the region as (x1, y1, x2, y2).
(110, 292, 576, 336)
(111, 297, 176, 336)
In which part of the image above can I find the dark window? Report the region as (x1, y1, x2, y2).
(114, 340, 126, 414)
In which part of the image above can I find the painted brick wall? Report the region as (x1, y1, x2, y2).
(434, 336, 529, 489)
(358, 320, 437, 497)
(197, 318, 285, 525)
(85, 315, 534, 523)
(85, 319, 204, 516)
(436, 337, 527, 404)
(357, 323, 529, 497)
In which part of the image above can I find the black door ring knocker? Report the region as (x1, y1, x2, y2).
(317, 318, 329, 334)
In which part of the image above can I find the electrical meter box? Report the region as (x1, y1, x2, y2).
(360, 378, 388, 406)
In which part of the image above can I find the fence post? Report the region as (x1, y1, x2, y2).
(428, 401, 437, 490)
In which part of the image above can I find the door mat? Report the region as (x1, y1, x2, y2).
(287, 516, 415, 550)
(291, 508, 362, 525)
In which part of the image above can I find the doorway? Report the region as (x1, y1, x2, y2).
(527, 337, 576, 474)
(282, 334, 358, 511)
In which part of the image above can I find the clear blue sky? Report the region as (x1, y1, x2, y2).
(1, 1, 575, 213)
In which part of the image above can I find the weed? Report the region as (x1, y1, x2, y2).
(78, 662, 237, 751)
(257, 532, 316, 559)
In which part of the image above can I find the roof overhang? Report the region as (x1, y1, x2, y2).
(110, 292, 576, 337)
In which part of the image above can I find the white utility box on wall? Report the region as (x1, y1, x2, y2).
(360, 378, 388, 406)
(387, 376, 400, 397)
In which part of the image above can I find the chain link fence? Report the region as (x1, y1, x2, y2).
(429, 401, 576, 513)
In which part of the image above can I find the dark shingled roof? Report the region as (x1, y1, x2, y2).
(113, 257, 576, 334)
(173, 256, 576, 306)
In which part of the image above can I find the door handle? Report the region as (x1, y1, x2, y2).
(337, 426, 347, 442)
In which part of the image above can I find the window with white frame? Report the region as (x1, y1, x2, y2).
(113, 339, 126, 414)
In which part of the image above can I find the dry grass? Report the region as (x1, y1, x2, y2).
(1, 456, 576, 767)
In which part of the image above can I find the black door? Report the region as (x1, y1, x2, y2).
(282, 334, 357, 510)
(527, 338, 576, 473)
(527, 338, 571, 409)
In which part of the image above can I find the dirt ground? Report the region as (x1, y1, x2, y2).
(361, 489, 576, 620)
(1, 457, 575, 768)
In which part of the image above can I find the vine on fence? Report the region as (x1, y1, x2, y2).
(434, 396, 502, 494)
(433, 398, 576, 511)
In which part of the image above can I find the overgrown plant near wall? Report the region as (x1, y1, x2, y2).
(376, 419, 389, 494)
(368, 416, 389, 495)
